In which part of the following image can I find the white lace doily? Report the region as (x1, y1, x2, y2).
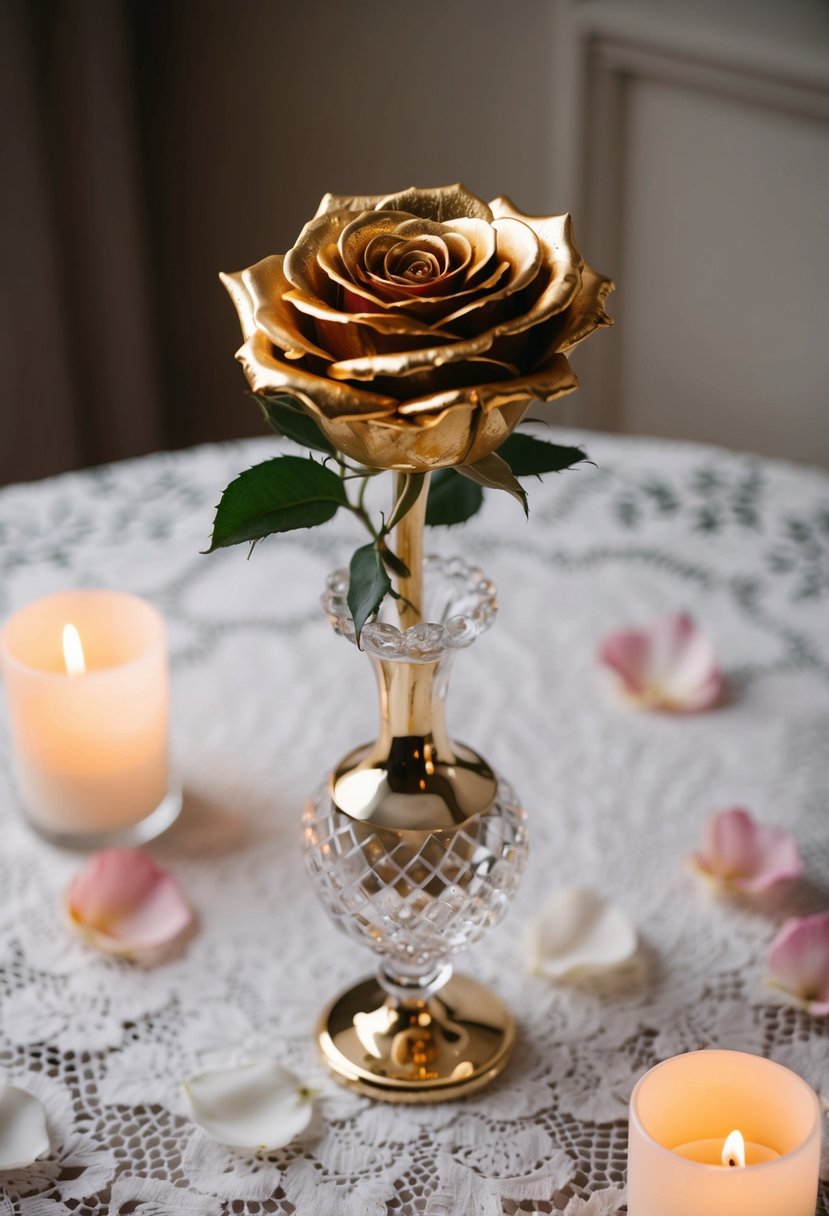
(1, 429, 827, 1215)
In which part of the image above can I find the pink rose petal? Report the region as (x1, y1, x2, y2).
(66, 848, 192, 958)
(598, 613, 722, 712)
(692, 807, 802, 893)
(768, 913, 829, 1016)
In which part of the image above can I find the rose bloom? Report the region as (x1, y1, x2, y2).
(221, 183, 613, 471)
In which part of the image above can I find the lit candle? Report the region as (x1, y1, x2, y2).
(0, 590, 180, 847)
(673, 1127, 778, 1165)
(628, 1050, 821, 1216)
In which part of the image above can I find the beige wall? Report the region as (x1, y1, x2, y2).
(553, 0, 829, 468)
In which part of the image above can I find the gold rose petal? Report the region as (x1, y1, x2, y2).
(441, 218, 497, 281)
(348, 258, 510, 318)
(367, 259, 511, 322)
(235, 330, 396, 419)
(397, 353, 578, 418)
(366, 235, 472, 300)
(314, 394, 535, 471)
(362, 233, 402, 275)
(556, 266, 615, 351)
(317, 242, 397, 309)
(428, 214, 585, 339)
(308, 405, 485, 471)
(337, 211, 421, 273)
(314, 192, 387, 217)
(490, 217, 542, 286)
(492, 214, 582, 317)
(317, 241, 465, 330)
(490, 204, 588, 326)
(328, 217, 559, 380)
(436, 217, 543, 327)
(313, 210, 510, 319)
(286, 214, 461, 333)
(325, 322, 514, 382)
(393, 217, 497, 283)
(315, 243, 469, 330)
(338, 213, 473, 303)
(340, 211, 446, 266)
(392, 218, 500, 295)
(377, 183, 493, 223)
(383, 237, 447, 279)
(534, 265, 615, 363)
(308, 413, 462, 470)
(284, 285, 459, 338)
(239, 255, 334, 362)
(285, 209, 356, 299)
(325, 221, 549, 383)
(219, 270, 257, 341)
(342, 216, 500, 311)
(370, 355, 521, 403)
(489, 198, 585, 269)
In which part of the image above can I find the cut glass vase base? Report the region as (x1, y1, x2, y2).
(317, 972, 515, 1103)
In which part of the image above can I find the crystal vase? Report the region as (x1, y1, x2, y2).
(302, 484, 528, 1101)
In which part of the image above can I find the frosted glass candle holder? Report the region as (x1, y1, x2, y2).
(628, 1050, 821, 1216)
(0, 589, 181, 848)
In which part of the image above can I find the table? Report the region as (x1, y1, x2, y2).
(1, 430, 827, 1216)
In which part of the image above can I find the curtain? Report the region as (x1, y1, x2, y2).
(2, 0, 171, 485)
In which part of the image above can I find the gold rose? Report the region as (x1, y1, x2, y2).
(208, 184, 613, 638)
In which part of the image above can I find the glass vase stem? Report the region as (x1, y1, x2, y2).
(393, 471, 430, 630)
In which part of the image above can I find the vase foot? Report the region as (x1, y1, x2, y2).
(316, 972, 516, 1103)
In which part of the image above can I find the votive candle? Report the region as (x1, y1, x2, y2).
(0, 589, 179, 846)
(627, 1050, 821, 1216)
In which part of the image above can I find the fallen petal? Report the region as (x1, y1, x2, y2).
(182, 1060, 313, 1151)
(692, 807, 802, 892)
(527, 886, 638, 979)
(0, 1083, 50, 1170)
(598, 613, 722, 712)
(66, 848, 192, 958)
(768, 913, 829, 1016)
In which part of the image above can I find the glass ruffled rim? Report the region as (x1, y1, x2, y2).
(321, 554, 497, 662)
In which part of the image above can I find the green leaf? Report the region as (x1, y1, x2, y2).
(378, 543, 410, 579)
(348, 544, 392, 644)
(499, 433, 588, 478)
(206, 455, 347, 551)
(426, 468, 485, 526)
(256, 393, 335, 455)
(457, 452, 528, 516)
(385, 473, 427, 533)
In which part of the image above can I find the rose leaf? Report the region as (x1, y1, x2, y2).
(499, 433, 588, 479)
(205, 456, 347, 551)
(425, 468, 485, 527)
(348, 544, 392, 644)
(385, 473, 427, 533)
(378, 543, 411, 580)
(457, 453, 528, 517)
(256, 393, 336, 455)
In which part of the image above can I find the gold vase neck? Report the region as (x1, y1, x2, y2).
(375, 658, 451, 752)
(330, 652, 498, 830)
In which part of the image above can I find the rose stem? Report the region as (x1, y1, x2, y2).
(393, 470, 430, 630)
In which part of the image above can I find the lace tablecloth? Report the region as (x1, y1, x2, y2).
(1, 430, 827, 1216)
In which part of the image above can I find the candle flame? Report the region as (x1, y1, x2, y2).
(722, 1129, 745, 1169)
(62, 623, 86, 676)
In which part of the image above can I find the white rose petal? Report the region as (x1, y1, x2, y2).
(0, 1082, 50, 1170)
(182, 1060, 312, 1152)
(527, 886, 638, 979)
